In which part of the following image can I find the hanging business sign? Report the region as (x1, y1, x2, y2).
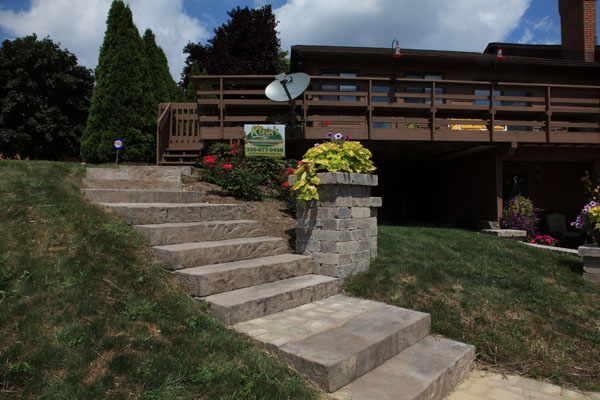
(244, 124, 285, 158)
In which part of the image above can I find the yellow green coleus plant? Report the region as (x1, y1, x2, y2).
(291, 133, 376, 201)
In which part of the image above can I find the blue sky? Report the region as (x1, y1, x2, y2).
(0, 0, 597, 82)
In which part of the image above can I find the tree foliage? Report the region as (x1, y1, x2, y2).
(143, 28, 184, 105)
(0, 34, 94, 159)
(180, 5, 284, 89)
(80, 0, 156, 163)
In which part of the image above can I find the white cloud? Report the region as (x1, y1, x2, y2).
(0, 0, 209, 81)
(518, 27, 534, 43)
(274, 0, 531, 53)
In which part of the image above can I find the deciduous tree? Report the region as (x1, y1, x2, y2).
(0, 34, 93, 159)
(180, 5, 284, 89)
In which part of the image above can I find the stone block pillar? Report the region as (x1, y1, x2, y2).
(295, 172, 381, 278)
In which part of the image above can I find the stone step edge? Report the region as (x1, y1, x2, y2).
(329, 336, 475, 400)
(274, 303, 431, 392)
(174, 254, 315, 296)
(199, 274, 342, 325)
(153, 236, 289, 270)
(134, 219, 265, 246)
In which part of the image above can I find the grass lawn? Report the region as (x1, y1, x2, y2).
(0, 160, 317, 399)
(345, 225, 600, 392)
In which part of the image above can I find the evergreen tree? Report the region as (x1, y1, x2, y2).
(0, 34, 93, 159)
(80, 0, 155, 163)
(142, 28, 184, 107)
(180, 5, 284, 88)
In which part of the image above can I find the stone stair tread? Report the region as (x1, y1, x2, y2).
(82, 188, 204, 204)
(99, 202, 243, 225)
(329, 336, 475, 400)
(178, 253, 312, 275)
(153, 236, 286, 252)
(135, 219, 258, 229)
(203, 274, 341, 325)
(82, 178, 182, 191)
(233, 295, 430, 393)
(176, 254, 314, 296)
(153, 236, 289, 270)
(133, 219, 264, 245)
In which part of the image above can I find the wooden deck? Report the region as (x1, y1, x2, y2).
(156, 75, 600, 164)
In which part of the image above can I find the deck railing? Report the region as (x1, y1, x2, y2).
(161, 75, 600, 147)
(156, 102, 171, 165)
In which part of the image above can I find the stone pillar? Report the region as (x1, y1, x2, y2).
(295, 172, 381, 278)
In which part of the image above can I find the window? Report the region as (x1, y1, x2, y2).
(320, 72, 358, 101)
(372, 85, 390, 103)
(474, 90, 530, 107)
(405, 74, 444, 104)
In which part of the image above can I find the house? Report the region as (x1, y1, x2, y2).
(158, 0, 599, 235)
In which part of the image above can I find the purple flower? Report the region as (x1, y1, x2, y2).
(326, 132, 334, 138)
(334, 133, 343, 140)
(346, 135, 352, 140)
(314, 143, 320, 147)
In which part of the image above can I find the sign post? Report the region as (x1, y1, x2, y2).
(113, 139, 123, 164)
(244, 125, 285, 157)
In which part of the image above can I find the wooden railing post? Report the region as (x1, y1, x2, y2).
(489, 83, 496, 142)
(368, 78, 372, 140)
(219, 78, 224, 139)
(546, 86, 552, 143)
(430, 81, 436, 140)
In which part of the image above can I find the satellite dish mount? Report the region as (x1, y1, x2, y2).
(265, 72, 310, 130)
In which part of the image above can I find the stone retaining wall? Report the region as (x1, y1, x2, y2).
(294, 172, 381, 278)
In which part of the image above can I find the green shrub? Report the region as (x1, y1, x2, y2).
(197, 142, 297, 208)
(292, 134, 376, 201)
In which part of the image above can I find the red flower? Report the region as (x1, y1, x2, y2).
(230, 150, 237, 155)
(204, 155, 215, 163)
(230, 144, 236, 148)
(222, 164, 233, 169)
(283, 182, 290, 187)
(297, 160, 302, 165)
(287, 168, 295, 175)
(324, 121, 330, 125)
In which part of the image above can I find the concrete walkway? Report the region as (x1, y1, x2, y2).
(446, 369, 600, 400)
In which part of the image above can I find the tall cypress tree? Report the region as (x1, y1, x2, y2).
(142, 28, 184, 106)
(80, 0, 155, 163)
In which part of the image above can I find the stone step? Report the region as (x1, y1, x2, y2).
(204, 275, 342, 325)
(133, 219, 264, 246)
(98, 203, 243, 225)
(82, 189, 204, 204)
(82, 178, 183, 191)
(330, 336, 475, 400)
(233, 295, 430, 393)
(176, 254, 315, 296)
(85, 166, 191, 180)
(153, 236, 289, 270)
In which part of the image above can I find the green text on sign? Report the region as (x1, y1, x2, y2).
(244, 124, 285, 158)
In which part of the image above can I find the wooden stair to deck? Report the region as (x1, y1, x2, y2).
(159, 148, 202, 166)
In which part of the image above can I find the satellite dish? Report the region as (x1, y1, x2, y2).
(265, 72, 310, 102)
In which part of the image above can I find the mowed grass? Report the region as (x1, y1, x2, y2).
(0, 160, 317, 399)
(345, 225, 600, 392)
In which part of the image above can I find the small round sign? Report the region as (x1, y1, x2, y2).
(113, 139, 123, 149)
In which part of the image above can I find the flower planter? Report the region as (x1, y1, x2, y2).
(294, 172, 381, 278)
(578, 244, 600, 283)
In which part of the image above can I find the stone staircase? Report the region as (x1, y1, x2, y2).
(82, 165, 475, 400)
